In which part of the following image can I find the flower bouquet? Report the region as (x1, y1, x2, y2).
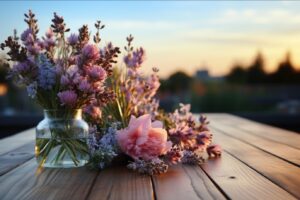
(86, 36, 222, 174)
(2, 10, 221, 172)
(1, 10, 120, 167)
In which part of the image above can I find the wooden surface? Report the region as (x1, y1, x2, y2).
(0, 114, 299, 200)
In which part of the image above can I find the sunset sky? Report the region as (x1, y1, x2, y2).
(1, 1, 300, 78)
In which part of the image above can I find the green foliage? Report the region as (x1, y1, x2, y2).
(161, 71, 192, 93)
(102, 67, 130, 128)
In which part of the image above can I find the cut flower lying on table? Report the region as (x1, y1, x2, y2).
(86, 35, 222, 174)
(116, 114, 171, 161)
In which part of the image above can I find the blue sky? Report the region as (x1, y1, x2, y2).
(1, 1, 300, 77)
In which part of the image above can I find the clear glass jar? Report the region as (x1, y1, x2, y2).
(35, 109, 89, 168)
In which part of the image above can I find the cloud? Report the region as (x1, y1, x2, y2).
(214, 8, 300, 25)
(178, 28, 300, 48)
(105, 20, 179, 30)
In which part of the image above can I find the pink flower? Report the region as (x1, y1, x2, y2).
(82, 44, 100, 61)
(45, 28, 54, 38)
(88, 66, 107, 81)
(116, 114, 171, 161)
(207, 144, 222, 158)
(57, 90, 78, 108)
(60, 75, 70, 86)
(84, 105, 102, 120)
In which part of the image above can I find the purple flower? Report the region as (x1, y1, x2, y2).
(21, 29, 33, 42)
(147, 73, 160, 98)
(27, 43, 42, 55)
(43, 38, 55, 50)
(196, 131, 212, 148)
(12, 59, 38, 79)
(82, 44, 100, 61)
(78, 79, 91, 92)
(57, 90, 78, 108)
(60, 75, 70, 86)
(88, 66, 107, 81)
(55, 64, 64, 76)
(37, 55, 56, 90)
(124, 47, 145, 68)
(14, 62, 30, 73)
(26, 82, 37, 98)
(67, 33, 79, 46)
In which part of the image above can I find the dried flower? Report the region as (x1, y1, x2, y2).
(51, 12, 70, 36)
(127, 158, 168, 175)
(181, 150, 204, 165)
(78, 25, 89, 48)
(207, 144, 222, 158)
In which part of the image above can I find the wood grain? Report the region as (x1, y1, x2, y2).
(210, 122, 300, 166)
(0, 128, 35, 155)
(207, 114, 300, 149)
(201, 152, 296, 200)
(0, 159, 98, 200)
(0, 141, 35, 176)
(152, 164, 226, 200)
(88, 166, 153, 200)
(210, 127, 300, 199)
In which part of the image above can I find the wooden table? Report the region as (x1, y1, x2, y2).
(0, 114, 299, 200)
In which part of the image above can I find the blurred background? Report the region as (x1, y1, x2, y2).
(0, 1, 300, 137)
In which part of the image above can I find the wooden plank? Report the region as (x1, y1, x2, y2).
(210, 127, 300, 199)
(152, 164, 226, 200)
(0, 128, 35, 155)
(207, 114, 300, 149)
(210, 122, 300, 166)
(0, 141, 35, 176)
(201, 152, 296, 200)
(88, 166, 153, 200)
(0, 159, 98, 200)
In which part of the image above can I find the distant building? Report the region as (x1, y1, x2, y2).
(194, 69, 224, 82)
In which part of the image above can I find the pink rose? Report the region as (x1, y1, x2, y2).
(116, 114, 171, 161)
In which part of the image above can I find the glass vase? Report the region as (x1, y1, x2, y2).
(35, 109, 89, 168)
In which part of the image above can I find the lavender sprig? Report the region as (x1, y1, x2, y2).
(127, 159, 169, 175)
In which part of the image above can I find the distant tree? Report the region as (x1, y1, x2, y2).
(158, 79, 169, 92)
(167, 71, 192, 93)
(226, 64, 247, 84)
(247, 52, 267, 84)
(270, 52, 298, 83)
(0, 57, 9, 83)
